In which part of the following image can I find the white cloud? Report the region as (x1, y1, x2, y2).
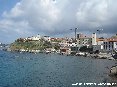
(76, 0, 108, 27)
(21, 0, 61, 31)
(1, 0, 61, 34)
(76, 0, 117, 29)
(0, 0, 117, 43)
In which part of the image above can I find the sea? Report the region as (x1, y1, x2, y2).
(0, 50, 116, 87)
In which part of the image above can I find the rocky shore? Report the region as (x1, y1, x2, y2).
(88, 53, 115, 60)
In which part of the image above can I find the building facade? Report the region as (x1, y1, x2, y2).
(43, 36, 51, 42)
(77, 33, 96, 46)
(103, 41, 117, 51)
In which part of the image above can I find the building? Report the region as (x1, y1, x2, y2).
(77, 33, 106, 52)
(70, 46, 80, 52)
(92, 45, 103, 52)
(26, 34, 41, 41)
(59, 41, 68, 47)
(92, 34, 117, 52)
(96, 38, 105, 45)
(68, 42, 77, 47)
(43, 36, 51, 42)
(60, 47, 71, 55)
(77, 33, 84, 38)
(103, 41, 117, 51)
(31, 34, 41, 41)
(77, 34, 92, 46)
(92, 37, 104, 52)
(59, 41, 70, 54)
(51, 37, 66, 42)
(77, 33, 98, 46)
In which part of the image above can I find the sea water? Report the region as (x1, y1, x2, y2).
(0, 50, 116, 87)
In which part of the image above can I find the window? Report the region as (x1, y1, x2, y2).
(106, 45, 107, 49)
(112, 45, 113, 49)
(109, 45, 110, 48)
(104, 45, 105, 49)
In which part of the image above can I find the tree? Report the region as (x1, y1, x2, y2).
(79, 46, 87, 52)
(79, 46, 93, 52)
(54, 45, 60, 50)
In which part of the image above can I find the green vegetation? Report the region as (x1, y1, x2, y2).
(10, 39, 52, 51)
(53, 44, 60, 50)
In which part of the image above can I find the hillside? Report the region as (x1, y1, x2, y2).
(10, 39, 52, 51)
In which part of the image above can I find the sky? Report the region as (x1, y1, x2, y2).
(0, 0, 117, 43)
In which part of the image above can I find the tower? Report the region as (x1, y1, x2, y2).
(92, 33, 97, 45)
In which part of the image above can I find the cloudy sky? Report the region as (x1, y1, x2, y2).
(0, 0, 117, 43)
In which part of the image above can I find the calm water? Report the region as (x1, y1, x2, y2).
(0, 50, 116, 87)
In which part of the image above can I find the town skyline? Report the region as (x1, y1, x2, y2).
(0, 0, 117, 43)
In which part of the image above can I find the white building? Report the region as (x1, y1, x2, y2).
(59, 41, 68, 47)
(93, 45, 103, 52)
(68, 42, 77, 47)
(26, 34, 41, 41)
(31, 34, 41, 41)
(77, 33, 93, 46)
(103, 41, 117, 51)
(43, 36, 51, 42)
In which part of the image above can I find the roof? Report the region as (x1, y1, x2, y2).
(97, 38, 117, 42)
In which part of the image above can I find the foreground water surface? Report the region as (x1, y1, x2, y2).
(0, 50, 116, 87)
